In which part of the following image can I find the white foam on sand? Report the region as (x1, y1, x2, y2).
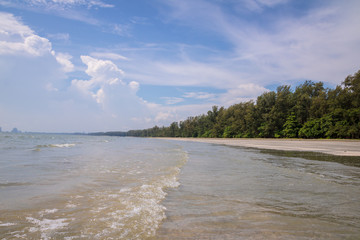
(39, 209, 58, 216)
(26, 217, 71, 240)
(0, 222, 17, 227)
(66, 203, 77, 208)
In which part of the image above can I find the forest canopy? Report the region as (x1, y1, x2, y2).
(125, 69, 360, 139)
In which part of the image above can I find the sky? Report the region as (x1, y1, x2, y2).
(0, 0, 359, 133)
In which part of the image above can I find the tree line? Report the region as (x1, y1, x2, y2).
(120, 69, 360, 139)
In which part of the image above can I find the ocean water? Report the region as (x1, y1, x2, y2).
(1, 133, 360, 239)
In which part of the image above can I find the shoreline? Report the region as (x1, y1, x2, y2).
(158, 138, 360, 157)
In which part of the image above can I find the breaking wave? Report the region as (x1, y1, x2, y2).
(36, 143, 76, 148)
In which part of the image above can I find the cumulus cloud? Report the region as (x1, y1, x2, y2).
(0, 12, 51, 56)
(0, 11, 32, 36)
(71, 56, 125, 104)
(68, 57, 176, 130)
(0, 34, 51, 56)
(0, 12, 184, 132)
(70, 55, 142, 121)
(82, 55, 123, 82)
(0, 12, 74, 73)
(0, 50, 154, 132)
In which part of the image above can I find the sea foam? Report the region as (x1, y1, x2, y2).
(26, 217, 71, 239)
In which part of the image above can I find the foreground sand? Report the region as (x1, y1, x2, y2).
(160, 138, 360, 156)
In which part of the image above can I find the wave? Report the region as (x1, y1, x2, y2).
(35, 143, 76, 149)
(0, 222, 17, 227)
(64, 149, 188, 239)
(0, 182, 32, 187)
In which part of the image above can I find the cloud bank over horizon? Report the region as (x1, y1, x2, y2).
(0, 0, 359, 132)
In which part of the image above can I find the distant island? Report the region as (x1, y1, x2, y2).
(11, 128, 21, 133)
(95, 69, 360, 139)
(0, 127, 22, 133)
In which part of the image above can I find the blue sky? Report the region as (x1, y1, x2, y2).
(0, 0, 359, 132)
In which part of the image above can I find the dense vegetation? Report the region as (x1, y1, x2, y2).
(123, 69, 360, 139)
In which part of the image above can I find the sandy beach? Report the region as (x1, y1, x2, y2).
(160, 138, 360, 157)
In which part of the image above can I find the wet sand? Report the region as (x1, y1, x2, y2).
(160, 138, 360, 156)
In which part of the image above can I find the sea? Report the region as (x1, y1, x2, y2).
(0, 133, 359, 240)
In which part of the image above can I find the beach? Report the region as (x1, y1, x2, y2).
(160, 138, 360, 156)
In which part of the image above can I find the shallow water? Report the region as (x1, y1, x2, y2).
(157, 140, 360, 239)
(0, 134, 186, 239)
(1, 134, 359, 239)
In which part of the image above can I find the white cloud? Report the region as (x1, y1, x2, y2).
(0, 51, 71, 131)
(70, 57, 155, 129)
(112, 23, 131, 36)
(47, 33, 70, 41)
(24, 0, 114, 8)
(236, 2, 360, 84)
(155, 112, 173, 122)
(52, 52, 74, 72)
(92, 88, 105, 104)
(0, 12, 52, 56)
(161, 97, 184, 105)
(0, 12, 74, 73)
(219, 83, 269, 106)
(0, 12, 32, 35)
(242, 0, 289, 12)
(0, 51, 158, 132)
(128, 81, 139, 92)
(0, 1, 109, 25)
(133, 60, 240, 88)
(159, 0, 360, 86)
(91, 52, 129, 61)
(82, 55, 123, 81)
(45, 83, 59, 92)
(183, 92, 216, 100)
(71, 56, 124, 104)
(256, 0, 288, 7)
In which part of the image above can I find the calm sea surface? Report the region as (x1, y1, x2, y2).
(0, 133, 359, 239)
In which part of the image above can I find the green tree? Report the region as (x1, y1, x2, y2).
(298, 117, 330, 138)
(169, 122, 179, 137)
(343, 69, 360, 108)
(293, 81, 325, 124)
(282, 112, 301, 138)
(126, 68, 360, 139)
(256, 91, 276, 137)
